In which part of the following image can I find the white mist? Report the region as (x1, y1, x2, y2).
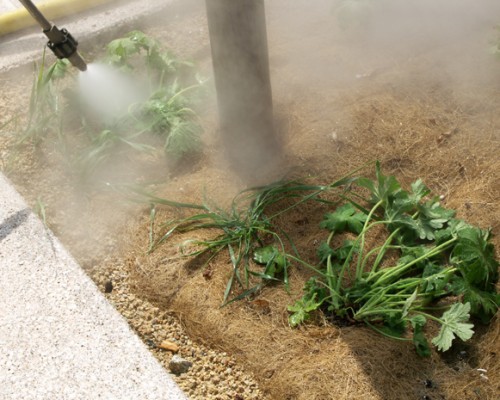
(78, 63, 148, 121)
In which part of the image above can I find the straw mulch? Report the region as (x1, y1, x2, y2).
(128, 68, 500, 400)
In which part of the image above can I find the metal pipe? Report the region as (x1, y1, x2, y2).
(17, 0, 87, 71)
(205, 0, 280, 181)
(18, 0, 51, 31)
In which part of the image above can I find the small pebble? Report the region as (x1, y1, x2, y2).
(104, 280, 113, 293)
(169, 355, 193, 375)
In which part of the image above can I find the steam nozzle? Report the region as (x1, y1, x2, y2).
(19, 0, 87, 71)
(44, 25, 87, 72)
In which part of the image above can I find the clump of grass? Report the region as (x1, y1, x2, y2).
(129, 171, 358, 304)
(19, 50, 69, 145)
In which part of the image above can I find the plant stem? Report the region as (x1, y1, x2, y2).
(366, 228, 401, 279)
(355, 200, 384, 281)
(365, 321, 412, 341)
(368, 237, 457, 287)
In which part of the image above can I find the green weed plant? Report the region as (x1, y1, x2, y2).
(143, 162, 499, 356)
(18, 31, 204, 183)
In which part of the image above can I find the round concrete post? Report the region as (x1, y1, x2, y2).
(205, 0, 281, 181)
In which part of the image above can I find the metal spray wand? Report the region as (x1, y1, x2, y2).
(18, 0, 87, 71)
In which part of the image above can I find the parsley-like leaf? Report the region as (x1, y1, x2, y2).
(388, 179, 430, 220)
(450, 277, 500, 322)
(422, 263, 451, 294)
(288, 293, 322, 327)
(413, 200, 455, 240)
(320, 203, 367, 234)
(431, 303, 474, 352)
(452, 227, 499, 287)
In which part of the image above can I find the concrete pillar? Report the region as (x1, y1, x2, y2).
(205, 0, 281, 181)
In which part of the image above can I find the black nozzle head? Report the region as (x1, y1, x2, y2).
(68, 52, 87, 72)
(44, 25, 87, 71)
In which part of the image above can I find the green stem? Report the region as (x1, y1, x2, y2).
(413, 310, 444, 325)
(355, 307, 405, 319)
(367, 228, 401, 278)
(286, 254, 328, 278)
(365, 321, 412, 341)
(369, 237, 457, 287)
(355, 200, 384, 280)
(333, 203, 386, 294)
(360, 243, 402, 280)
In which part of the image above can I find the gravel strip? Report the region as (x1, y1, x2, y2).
(90, 259, 267, 400)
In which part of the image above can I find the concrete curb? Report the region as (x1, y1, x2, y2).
(0, 172, 187, 399)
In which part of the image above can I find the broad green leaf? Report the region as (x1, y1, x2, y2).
(128, 30, 159, 51)
(386, 179, 430, 226)
(107, 37, 139, 61)
(413, 200, 455, 241)
(253, 245, 286, 278)
(320, 203, 367, 234)
(288, 293, 322, 327)
(452, 227, 499, 287)
(431, 303, 474, 352)
(450, 277, 500, 322)
(434, 218, 470, 244)
(422, 263, 451, 294)
(253, 245, 279, 264)
(410, 179, 431, 203)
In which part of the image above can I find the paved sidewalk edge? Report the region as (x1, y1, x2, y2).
(0, 171, 187, 399)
